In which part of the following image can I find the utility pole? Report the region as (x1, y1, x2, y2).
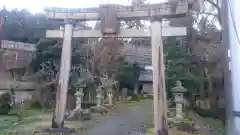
(221, 0, 233, 135)
(0, 16, 4, 45)
(226, 0, 240, 134)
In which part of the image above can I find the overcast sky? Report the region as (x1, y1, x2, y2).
(0, 0, 166, 13)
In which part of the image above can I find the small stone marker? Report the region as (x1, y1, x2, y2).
(108, 92, 113, 106)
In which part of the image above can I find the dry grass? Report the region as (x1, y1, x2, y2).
(110, 101, 140, 113)
(8, 101, 135, 132)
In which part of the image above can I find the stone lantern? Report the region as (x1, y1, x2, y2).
(75, 84, 85, 110)
(171, 80, 187, 119)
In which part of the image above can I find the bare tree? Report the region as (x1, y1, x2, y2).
(189, 0, 223, 107)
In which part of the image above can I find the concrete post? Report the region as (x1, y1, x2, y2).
(96, 86, 103, 107)
(54, 23, 73, 127)
(228, 0, 240, 134)
(96, 93, 101, 107)
(108, 93, 113, 106)
(221, 0, 234, 134)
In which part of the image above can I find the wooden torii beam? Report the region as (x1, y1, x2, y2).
(45, 1, 191, 134)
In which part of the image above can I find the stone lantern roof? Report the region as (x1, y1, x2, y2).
(171, 80, 187, 93)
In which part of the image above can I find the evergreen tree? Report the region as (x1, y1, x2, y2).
(164, 37, 199, 97)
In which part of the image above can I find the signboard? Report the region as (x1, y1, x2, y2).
(1, 40, 36, 51)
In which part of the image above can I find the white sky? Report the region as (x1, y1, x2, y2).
(0, 0, 166, 13)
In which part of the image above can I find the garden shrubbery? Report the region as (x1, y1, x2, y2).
(131, 95, 140, 101)
(82, 102, 96, 109)
(0, 93, 11, 114)
(194, 107, 225, 124)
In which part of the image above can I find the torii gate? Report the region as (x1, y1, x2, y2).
(45, 1, 192, 134)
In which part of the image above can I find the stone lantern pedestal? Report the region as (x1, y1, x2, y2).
(75, 86, 84, 110)
(96, 86, 104, 107)
(68, 84, 86, 120)
(171, 81, 187, 120)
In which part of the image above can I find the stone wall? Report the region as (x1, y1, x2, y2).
(0, 81, 35, 90)
(0, 90, 34, 103)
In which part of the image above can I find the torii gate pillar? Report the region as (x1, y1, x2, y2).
(151, 20, 168, 134)
(53, 22, 73, 127)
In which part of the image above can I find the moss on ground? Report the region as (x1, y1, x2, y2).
(147, 111, 206, 135)
(147, 128, 207, 135)
(0, 109, 43, 131)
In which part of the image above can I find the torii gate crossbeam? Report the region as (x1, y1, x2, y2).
(47, 27, 186, 38)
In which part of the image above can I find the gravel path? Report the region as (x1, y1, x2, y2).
(77, 100, 152, 135)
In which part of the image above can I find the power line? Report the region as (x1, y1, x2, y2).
(227, 0, 240, 45)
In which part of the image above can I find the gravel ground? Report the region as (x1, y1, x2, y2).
(76, 100, 152, 135)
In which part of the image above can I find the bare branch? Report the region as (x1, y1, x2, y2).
(205, 0, 220, 10)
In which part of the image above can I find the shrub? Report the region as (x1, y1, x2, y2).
(168, 102, 175, 108)
(131, 95, 140, 101)
(82, 102, 96, 109)
(194, 107, 226, 124)
(0, 93, 11, 114)
(30, 101, 43, 109)
(183, 118, 193, 125)
(194, 107, 218, 118)
(177, 123, 200, 134)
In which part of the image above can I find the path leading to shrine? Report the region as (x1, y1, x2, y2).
(77, 100, 151, 135)
(76, 100, 222, 135)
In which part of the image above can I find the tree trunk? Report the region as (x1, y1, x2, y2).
(34, 88, 45, 109)
(205, 68, 217, 109)
(205, 67, 213, 95)
(199, 67, 205, 99)
(209, 88, 218, 109)
(210, 80, 219, 109)
(207, 76, 213, 97)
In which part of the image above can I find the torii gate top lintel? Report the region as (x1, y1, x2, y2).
(44, 0, 194, 21)
(45, 0, 192, 37)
